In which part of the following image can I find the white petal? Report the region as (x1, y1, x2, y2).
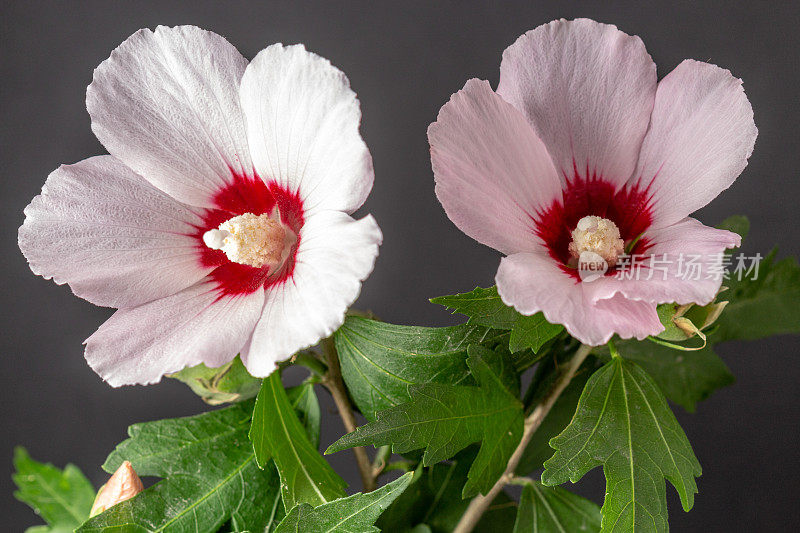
(240, 44, 373, 215)
(429, 79, 561, 255)
(586, 218, 741, 305)
(496, 252, 663, 346)
(18, 156, 209, 308)
(85, 282, 265, 386)
(497, 18, 656, 187)
(87, 26, 252, 207)
(631, 60, 757, 228)
(243, 212, 381, 376)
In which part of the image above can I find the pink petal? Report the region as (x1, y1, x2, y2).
(429, 79, 561, 255)
(18, 156, 210, 308)
(631, 60, 757, 228)
(85, 282, 264, 386)
(87, 26, 252, 208)
(586, 218, 741, 306)
(497, 18, 656, 187)
(239, 44, 373, 216)
(243, 211, 381, 376)
(496, 252, 663, 346)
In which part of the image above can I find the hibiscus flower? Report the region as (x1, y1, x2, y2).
(429, 18, 756, 345)
(19, 26, 381, 385)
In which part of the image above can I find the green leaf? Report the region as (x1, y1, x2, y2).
(431, 286, 521, 329)
(711, 215, 800, 340)
(79, 401, 280, 532)
(287, 382, 321, 448)
(273, 472, 413, 533)
(714, 249, 800, 341)
(327, 348, 524, 498)
(432, 286, 562, 357)
(25, 527, 73, 533)
(717, 215, 750, 244)
(250, 372, 346, 510)
(377, 450, 518, 533)
(508, 314, 563, 354)
(13, 447, 95, 530)
(334, 316, 500, 420)
(168, 355, 261, 405)
(542, 357, 701, 533)
(467, 344, 520, 397)
(513, 480, 601, 533)
(610, 341, 734, 412)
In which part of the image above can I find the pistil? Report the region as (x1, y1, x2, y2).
(568, 215, 625, 267)
(203, 211, 296, 269)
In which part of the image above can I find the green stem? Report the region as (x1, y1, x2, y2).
(371, 445, 392, 478)
(292, 350, 328, 376)
(647, 335, 707, 351)
(608, 339, 621, 359)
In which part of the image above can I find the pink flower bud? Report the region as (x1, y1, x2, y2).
(89, 461, 144, 517)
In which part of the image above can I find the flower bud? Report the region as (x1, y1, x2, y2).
(168, 355, 261, 405)
(89, 461, 144, 517)
(656, 293, 729, 344)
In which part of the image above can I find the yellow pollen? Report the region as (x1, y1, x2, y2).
(568, 215, 625, 267)
(203, 212, 292, 268)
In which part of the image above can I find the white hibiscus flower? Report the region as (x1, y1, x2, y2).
(19, 26, 381, 385)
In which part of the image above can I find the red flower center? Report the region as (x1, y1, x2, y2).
(193, 172, 304, 296)
(534, 171, 653, 280)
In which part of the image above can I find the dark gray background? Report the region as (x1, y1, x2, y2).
(2, 1, 799, 530)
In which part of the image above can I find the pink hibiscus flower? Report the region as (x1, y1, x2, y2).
(18, 26, 381, 385)
(429, 18, 756, 345)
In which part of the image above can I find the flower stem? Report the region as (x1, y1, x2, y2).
(321, 337, 377, 492)
(371, 445, 392, 478)
(452, 344, 593, 533)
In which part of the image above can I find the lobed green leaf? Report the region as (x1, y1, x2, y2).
(508, 314, 564, 355)
(80, 401, 280, 532)
(431, 286, 521, 329)
(334, 316, 501, 420)
(273, 472, 413, 533)
(250, 373, 347, 511)
(609, 341, 734, 412)
(327, 348, 523, 498)
(542, 357, 701, 533)
(432, 286, 562, 357)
